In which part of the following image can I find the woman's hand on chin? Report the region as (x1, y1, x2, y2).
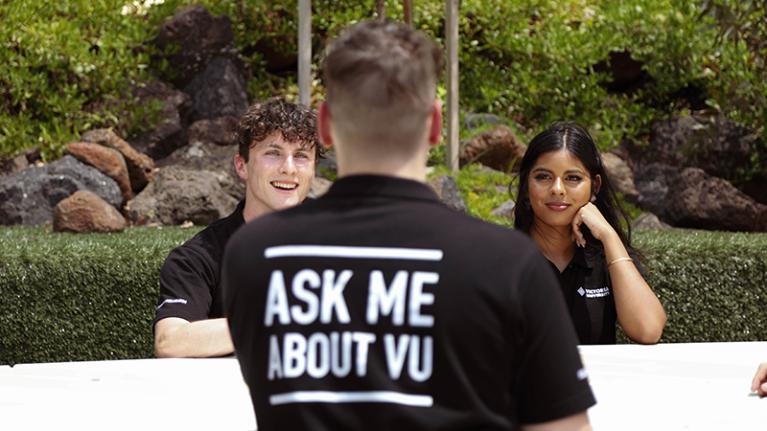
(571, 202, 616, 246)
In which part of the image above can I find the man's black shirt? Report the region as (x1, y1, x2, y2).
(154, 201, 244, 325)
(223, 175, 595, 430)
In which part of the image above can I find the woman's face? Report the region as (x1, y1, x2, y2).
(527, 148, 594, 229)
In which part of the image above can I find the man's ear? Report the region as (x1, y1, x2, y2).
(592, 174, 602, 201)
(428, 99, 442, 147)
(234, 153, 248, 181)
(318, 101, 334, 149)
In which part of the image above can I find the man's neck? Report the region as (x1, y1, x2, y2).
(337, 164, 428, 182)
(241, 200, 271, 223)
(335, 150, 430, 183)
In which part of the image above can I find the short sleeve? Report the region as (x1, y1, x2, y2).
(514, 252, 597, 424)
(154, 245, 216, 326)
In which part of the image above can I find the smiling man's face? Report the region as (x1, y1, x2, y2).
(235, 131, 316, 220)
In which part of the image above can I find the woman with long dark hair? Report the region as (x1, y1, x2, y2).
(514, 121, 666, 344)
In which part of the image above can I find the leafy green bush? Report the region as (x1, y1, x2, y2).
(1, 225, 765, 365)
(2, 0, 765, 168)
(0, 0, 157, 160)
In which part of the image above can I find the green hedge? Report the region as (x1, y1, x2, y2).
(0, 226, 198, 365)
(1, 226, 765, 365)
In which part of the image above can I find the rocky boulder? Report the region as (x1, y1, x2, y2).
(125, 166, 238, 226)
(635, 163, 767, 232)
(460, 125, 526, 173)
(0, 154, 28, 177)
(81, 129, 155, 192)
(308, 176, 332, 199)
(646, 115, 766, 203)
(158, 139, 243, 200)
(0, 156, 121, 225)
(490, 199, 516, 219)
(129, 80, 193, 160)
(631, 212, 671, 230)
(65, 142, 132, 203)
(184, 56, 248, 121)
(428, 175, 467, 213)
(188, 116, 239, 147)
(463, 113, 503, 131)
(53, 190, 126, 233)
(152, 5, 242, 88)
(601, 152, 639, 202)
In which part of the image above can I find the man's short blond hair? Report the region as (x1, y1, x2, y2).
(322, 20, 443, 151)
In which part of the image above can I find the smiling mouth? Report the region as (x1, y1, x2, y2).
(545, 202, 571, 211)
(271, 181, 298, 191)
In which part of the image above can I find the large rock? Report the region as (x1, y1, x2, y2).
(308, 176, 332, 199)
(601, 152, 639, 202)
(0, 154, 28, 177)
(490, 199, 516, 219)
(81, 129, 155, 192)
(152, 5, 242, 88)
(125, 166, 238, 226)
(0, 156, 121, 226)
(184, 56, 248, 121)
(428, 175, 467, 213)
(646, 115, 766, 203)
(53, 190, 126, 233)
(460, 125, 526, 173)
(188, 116, 239, 147)
(129, 80, 193, 160)
(158, 139, 243, 200)
(636, 163, 767, 232)
(66, 142, 132, 203)
(631, 212, 671, 231)
(463, 113, 503, 131)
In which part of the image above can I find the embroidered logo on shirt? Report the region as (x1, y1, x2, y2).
(156, 298, 188, 310)
(577, 287, 586, 297)
(583, 287, 610, 298)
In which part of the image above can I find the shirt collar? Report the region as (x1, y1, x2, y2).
(324, 175, 441, 203)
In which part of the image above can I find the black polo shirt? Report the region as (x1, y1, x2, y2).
(550, 245, 643, 345)
(154, 201, 244, 326)
(223, 175, 595, 431)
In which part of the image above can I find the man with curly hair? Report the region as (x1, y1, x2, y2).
(153, 99, 320, 358)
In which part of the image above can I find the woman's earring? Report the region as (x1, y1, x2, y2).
(590, 195, 596, 203)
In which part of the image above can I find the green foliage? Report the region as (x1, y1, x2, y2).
(431, 163, 516, 226)
(1, 226, 765, 364)
(633, 229, 767, 343)
(0, 0, 156, 160)
(2, 0, 765, 180)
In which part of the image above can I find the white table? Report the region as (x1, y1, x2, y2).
(580, 342, 767, 430)
(1, 342, 765, 430)
(0, 358, 255, 430)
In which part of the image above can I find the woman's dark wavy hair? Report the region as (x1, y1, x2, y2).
(513, 121, 633, 249)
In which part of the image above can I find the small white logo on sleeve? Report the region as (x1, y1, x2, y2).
(577, 287, 586, 297)
(156, 298, 188, 310)
(577, 368, 588, 381)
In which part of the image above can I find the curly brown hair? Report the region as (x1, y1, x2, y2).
(236, 98, 322, 161)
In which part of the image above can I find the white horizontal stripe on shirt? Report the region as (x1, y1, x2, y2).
(264, 245, 443, 261)
(269, 390, 434, 407)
